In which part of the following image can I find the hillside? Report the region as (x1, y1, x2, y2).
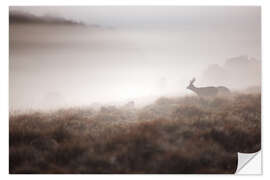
(9, 10, 84, 26)
(9, 93, 261, 174)
(202, 56, 261, 89)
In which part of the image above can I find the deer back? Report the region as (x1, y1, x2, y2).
(193, 86, 218, 97)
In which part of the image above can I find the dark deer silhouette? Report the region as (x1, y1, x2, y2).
(187, 78, 230, 97)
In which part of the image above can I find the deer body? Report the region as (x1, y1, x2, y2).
(188, 86, 218, 97)
(187, 78, 230, 97)
(217, 86, 231, 95)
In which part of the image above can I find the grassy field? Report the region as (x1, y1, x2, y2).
(9, 93, 261, 174)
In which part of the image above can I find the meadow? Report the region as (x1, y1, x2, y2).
(9, 93, 261, 174)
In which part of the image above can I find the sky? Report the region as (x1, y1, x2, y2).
(10, 6, 260, 30)
(9, 6, 261, 111)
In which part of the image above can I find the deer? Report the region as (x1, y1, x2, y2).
(186, 78, 230, 97)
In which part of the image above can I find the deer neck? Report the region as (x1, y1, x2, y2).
(190, 86, 199, 94)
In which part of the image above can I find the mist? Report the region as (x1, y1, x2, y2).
(9, 6, 261, 111)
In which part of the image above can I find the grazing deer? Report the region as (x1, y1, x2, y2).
(187, 78, 230, 97)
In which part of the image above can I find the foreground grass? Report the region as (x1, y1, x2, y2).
(9, 93, 261, 174)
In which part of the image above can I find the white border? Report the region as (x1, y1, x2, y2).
(7, 0, 263, 6)
(1, 0, 268, 179)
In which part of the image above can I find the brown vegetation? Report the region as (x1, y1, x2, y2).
(9, 93, 261, 174)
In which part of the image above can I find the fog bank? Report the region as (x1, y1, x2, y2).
(9, 7, 261, 111)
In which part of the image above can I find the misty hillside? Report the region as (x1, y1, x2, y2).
(201, 56, 261, 89)
(10, 93, 261, 174)
(9, 10, 86, 26)
(9, 8, 260, 111)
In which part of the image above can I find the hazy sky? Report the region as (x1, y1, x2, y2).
(10, 6, 260, 29)
(9, 6, 261, 111)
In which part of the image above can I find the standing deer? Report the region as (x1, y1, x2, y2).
(187, 78, 230, 97)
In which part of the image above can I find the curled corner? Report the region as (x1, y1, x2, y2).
(235, 151, 261, 174)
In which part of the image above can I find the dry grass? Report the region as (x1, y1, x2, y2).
(9, 93, 261, 174)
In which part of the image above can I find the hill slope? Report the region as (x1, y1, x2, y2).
(9, 93, 261, 174)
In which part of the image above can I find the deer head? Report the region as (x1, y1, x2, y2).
(187, 78, 196, 90)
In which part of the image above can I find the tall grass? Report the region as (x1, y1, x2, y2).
(9, 93, 261, 174)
